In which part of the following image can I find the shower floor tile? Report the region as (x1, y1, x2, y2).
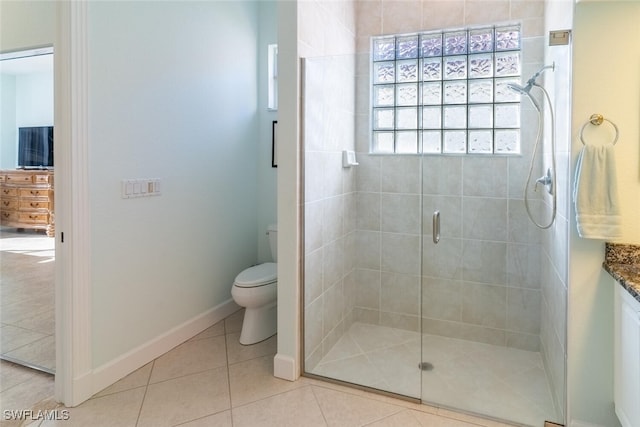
(311, 322, 559, 427)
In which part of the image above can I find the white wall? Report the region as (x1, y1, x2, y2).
(257, 0, 278, 262)
(16, 71, 53, 127)
(275, 0, 301, 380)
(0, 70, 54, 169)
(0, 0, 54, 53)
(0, 76, 16, 169)
(87, 1, 260, 367)
(0, 1, 55, 170)
(569, 2, 640, 426)
(572, 2, 639, 244)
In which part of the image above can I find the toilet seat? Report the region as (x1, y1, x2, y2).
(234, 262, 277, 288)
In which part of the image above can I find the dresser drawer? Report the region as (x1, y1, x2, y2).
(18, 188, 49, 199)
(1, 187, 17, 197)
(0, 175, 5, 183)
(6, 174, 33, 184)
(1, 198, 18, 210)
(0, 210, 17, 222)
(17, 212, 49, 224)
(33, 174, 50, 184)
(19, 200, 50, 210)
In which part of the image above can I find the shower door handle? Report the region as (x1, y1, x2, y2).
(432, 210, 440, 244)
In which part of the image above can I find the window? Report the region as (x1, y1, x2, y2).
(268, 44, 278, 110)
(370, 24, 522, 155)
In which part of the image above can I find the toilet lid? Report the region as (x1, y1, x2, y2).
(235, 262, 277, 288)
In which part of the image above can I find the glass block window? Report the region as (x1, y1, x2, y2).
(371, 24, 521, 154)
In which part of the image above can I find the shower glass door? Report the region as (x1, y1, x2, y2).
(419, 154, 557, 426)
(416, 23, 564, 425)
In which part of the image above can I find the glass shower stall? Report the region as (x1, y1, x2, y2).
(301, 22, 567, 427)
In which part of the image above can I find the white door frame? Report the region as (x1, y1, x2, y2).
(54, 0, 92, 406)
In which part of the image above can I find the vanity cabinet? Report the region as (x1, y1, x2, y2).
(614, 283, 640, 427)
(0, 170, 54, 237)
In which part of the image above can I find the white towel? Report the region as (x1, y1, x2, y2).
(573, 143, 622, 239)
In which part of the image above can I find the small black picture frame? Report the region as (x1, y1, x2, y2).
(271, 120, 278, 168)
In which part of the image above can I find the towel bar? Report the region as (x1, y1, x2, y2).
(579, 113, 619, 146)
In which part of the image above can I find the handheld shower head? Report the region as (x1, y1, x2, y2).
(528, 63, 555, 84)
(506, 82, 532, 95)
(508, 81, 541, 112)
(512, 63, 557, 229)
(507, 63, 555, 112)
(508, 63, 555, 95)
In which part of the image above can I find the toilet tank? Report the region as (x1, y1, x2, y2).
(267, 224, 277, 262)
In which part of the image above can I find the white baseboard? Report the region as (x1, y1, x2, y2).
(571, 420, 609, 427)
(273, 353, 298, 381)
(70, 370, 93, 407)
(91, 299, 240, 398)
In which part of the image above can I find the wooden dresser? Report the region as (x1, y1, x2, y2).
(0, 169, 54, 237)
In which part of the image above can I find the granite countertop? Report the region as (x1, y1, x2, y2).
(603, 243, 640, 303)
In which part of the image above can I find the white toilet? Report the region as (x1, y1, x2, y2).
(231, 224, 277, 345)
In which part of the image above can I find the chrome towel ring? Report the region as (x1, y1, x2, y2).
(579, 113, 619, 146)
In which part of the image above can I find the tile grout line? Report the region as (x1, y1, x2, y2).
(308, 384, 330, 426)
(310, 380, 412, 427)
(228, 382, 314, 414)
(134, 359, 155, 426)
(224, 319, 236, 427)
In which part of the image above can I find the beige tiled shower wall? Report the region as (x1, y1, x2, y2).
(352, 0, 547, 351)
(301, 1, 358, 370)
(303, 0, 557, 371)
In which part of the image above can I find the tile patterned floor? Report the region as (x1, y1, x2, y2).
(0, 228, 550, 426)
(0, 227, 55, 373)
(312, 322, 559, 427)
(0, 309, 519, 427)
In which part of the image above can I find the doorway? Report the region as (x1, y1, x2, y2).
(0, 47, 55, 374)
